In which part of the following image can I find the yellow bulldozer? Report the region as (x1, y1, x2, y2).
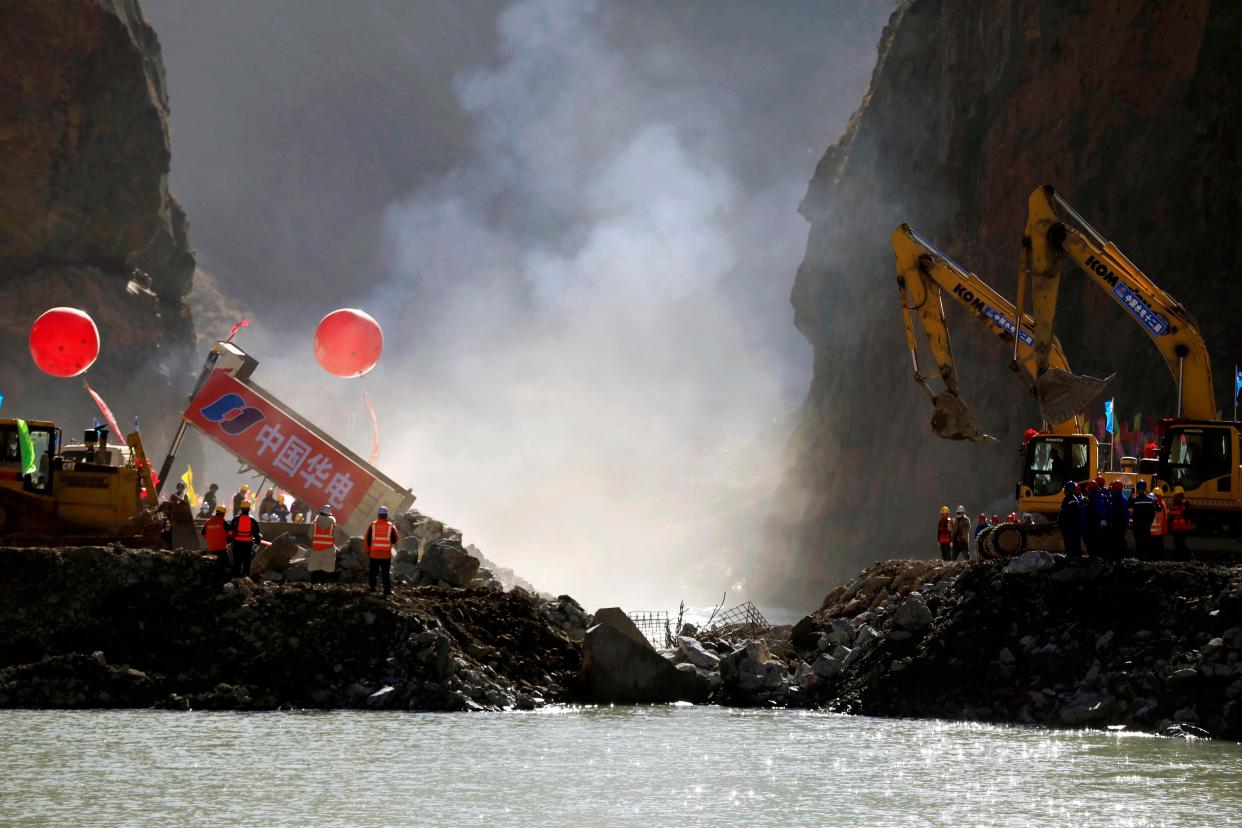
(0, 419, 168, 545)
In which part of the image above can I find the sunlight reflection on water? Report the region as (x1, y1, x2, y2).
(1, 706, 1241, 827)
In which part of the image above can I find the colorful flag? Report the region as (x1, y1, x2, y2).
(133, 416, 140, 433)
(1104, 399, 1115, 435)
(180, 466, 198, 508)
(0, 394, 5, 413)
(363, 391, 380, 465)
(83, 381, 123, 444)
(225, 318, 250, 343)
(1235, 366, 1242, 398)
(15, 419, 35, 477)
(1132, 412, 1142, 432)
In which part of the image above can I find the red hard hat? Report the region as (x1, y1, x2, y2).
(1095, 476, 1106, 487)
(1086, 481, 1099, 492)
(978, 513, 987, 521)
(1110, 480, 1123, 491)
(1023, 428, 1040, 444)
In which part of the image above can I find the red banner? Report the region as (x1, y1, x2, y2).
(184, 371, 373, 523)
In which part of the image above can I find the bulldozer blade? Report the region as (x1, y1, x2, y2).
(931, 392, 997, 443)
(1036, 368, 1113, 426)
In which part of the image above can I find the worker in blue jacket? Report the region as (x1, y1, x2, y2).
(1107, 480, 1129, 559)
(1057, 481, 1085, 559)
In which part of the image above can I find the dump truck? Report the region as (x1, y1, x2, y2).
(157, 340, 415, 539)
(0, 419, 165, 545)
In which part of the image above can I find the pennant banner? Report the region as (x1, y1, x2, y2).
(15, 418, 36, 477)
(363, 391, 380, 466)
(225, 318, 250, 343)
(181, 466, 198, 508)
(1104, 399, 1115, 435)
(83, 380, 123, 445)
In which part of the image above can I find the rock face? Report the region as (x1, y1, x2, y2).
(0, 546, 581, 711)
(763, 0, 1242, 608)
(0, 0, 195, 446)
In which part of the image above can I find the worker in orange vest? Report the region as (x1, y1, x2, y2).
(366, 504, 398, 597)
(202, 505, 230, 571)
(307, 505, 338, 583)
(227, 500, 263, 579)
(1150, 485, 1168, 559)
(1169, 486, 1194, 559)
(936, 506, 951, 560)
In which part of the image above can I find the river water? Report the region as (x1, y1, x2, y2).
(2, 706, 1240, 827)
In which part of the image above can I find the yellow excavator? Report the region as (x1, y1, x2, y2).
(893, 223, 1115, 555)
(1024, 185, 1242, 541)
(0, 420, 165, 545)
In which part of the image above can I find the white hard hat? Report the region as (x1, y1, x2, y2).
(956, 505, 966, 513)
(321, 505, 332, 516)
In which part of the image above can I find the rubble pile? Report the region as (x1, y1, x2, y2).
(0, 547, 581, 712)
(584, 556, 1242, 739)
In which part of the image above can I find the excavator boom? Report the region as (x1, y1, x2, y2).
(892, 224, 1108, 439)
(1025, 185, 1217, 419)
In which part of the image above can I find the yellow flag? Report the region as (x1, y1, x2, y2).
(180, 466, 198, 507)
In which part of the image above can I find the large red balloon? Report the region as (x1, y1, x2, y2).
(29, 307, 100, 378)
(314, 308, 383, 377)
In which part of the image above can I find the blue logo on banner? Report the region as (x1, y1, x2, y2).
(1111, 283, 1169, 335)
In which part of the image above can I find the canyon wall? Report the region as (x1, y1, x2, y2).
(0, 0, 196, 448)
(765, 0, 1242, 608)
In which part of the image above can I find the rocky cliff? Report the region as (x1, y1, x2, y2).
(763, 0, 1242, 607)
(0, 0, 195, 446)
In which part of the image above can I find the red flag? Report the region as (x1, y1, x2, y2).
(225, 318, 250, 343)
(363, 391, 380, 465)
(83, 380, 123, 444)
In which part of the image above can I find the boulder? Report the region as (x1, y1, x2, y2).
(891, 592, 933, 630)
(719, 641, 786, 693)
(1006, 550, 1056, 575)
(790, 615, 819, 648)
(582, 622, 711, 704)
(251, 533, 300, 576)
(417, 539, 481, 587)
(1060, 693, 1110, 725)
(592, 608, 652, 650)
(812, 654, 842, 680)
(676, 636, 721, 670)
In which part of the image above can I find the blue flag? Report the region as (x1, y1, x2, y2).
(1235, 367, 1242, 398)
(92, 417, 100, 430)
(0, 394, 4, 413)
(133, 416, 140, 433)
(1104, 399, 1115, 434)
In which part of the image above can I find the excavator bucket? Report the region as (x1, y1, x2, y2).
(1035, 368, 1113, 426)
(930, 392, 997, 443)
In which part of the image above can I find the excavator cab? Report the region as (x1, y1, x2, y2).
(1017, 433, 1097, 514)
(1157, 422, 1237, 499)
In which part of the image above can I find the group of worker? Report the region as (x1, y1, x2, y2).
(1057, 478, 1192, 560)
(200, 500, 400, 596)
(936, 506, 1026, 561)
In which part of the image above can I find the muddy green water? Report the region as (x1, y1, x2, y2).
(2, 706, 1241, 826)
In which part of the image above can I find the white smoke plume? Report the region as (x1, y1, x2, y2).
(373, 0, 805, 610)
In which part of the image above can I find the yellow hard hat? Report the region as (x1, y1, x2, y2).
(1174, 486, 1185, 494)
(939, 506, 950, 515)
(240, 500, 252, 509)
(240, 484, 249, 491)
(215, 505, 226, 514)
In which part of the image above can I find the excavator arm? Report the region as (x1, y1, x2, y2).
(892, 224, 1101, 440)
(1025, 185, 1216, 419)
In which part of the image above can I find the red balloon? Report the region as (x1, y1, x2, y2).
(313, 308, 383, 377)
(29, 307, 100, 378)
